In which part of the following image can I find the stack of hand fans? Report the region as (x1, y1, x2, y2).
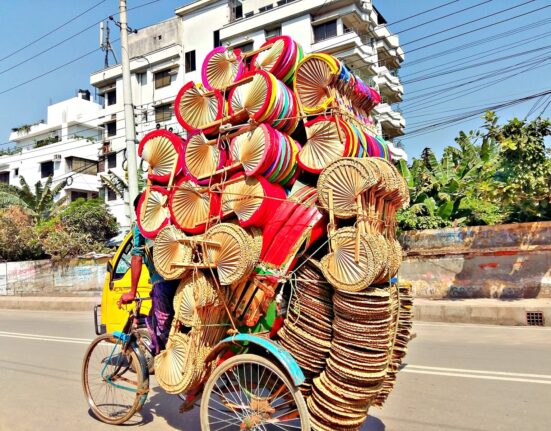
(134, 35, 412, 431)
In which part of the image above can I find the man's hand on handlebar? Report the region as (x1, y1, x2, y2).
(117, 292, 136, 308)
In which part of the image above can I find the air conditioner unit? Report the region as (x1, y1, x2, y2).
(53, 154, 62, 161)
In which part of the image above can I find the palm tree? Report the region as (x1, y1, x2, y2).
(0, 175, 67, 222)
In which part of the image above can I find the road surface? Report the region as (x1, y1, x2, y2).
(0, 309, 550, 431)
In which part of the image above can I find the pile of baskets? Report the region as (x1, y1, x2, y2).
(134, 35, 413, 430)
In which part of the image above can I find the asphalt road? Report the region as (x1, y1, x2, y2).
(0, 309, 550, 431)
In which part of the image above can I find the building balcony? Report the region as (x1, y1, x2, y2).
(373, 65, 403, 103)
(373, 103, 405, 137)
(311, 31, 377, 73)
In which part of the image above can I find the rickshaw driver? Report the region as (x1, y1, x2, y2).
(117, 194, 180, 355)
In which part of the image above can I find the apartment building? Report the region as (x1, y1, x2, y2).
(89, 0, 406, 229)
(0, 91, 103, 202)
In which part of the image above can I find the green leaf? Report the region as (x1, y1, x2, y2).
(437, 200, 453, 219)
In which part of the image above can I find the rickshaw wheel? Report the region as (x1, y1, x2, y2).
(200, 354, 310, 431)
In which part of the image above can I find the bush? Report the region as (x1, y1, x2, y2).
(59, 198, 119, 242)
(0, 206, 44, 261)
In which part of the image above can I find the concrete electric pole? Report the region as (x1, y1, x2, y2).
(119, 0, 139, 222)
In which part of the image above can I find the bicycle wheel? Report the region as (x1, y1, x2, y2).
(82, 333, 149, 425)
(200, 354, 310, 431)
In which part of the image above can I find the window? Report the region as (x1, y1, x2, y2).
(234, 42, 254, 53)
(154, 69, 171, 89)
(107, 152, 117, 169)
(107, 188, 117, 201)
(98, 156, 105, 173)
(14, 168, 19, 177)
(259, 5, 273, 12)
(70, 191, 88, 202)
(136, 72, 147, 85)
(265, 27, 281, 40)
(343, 23, 352, 34)
(155, 103, 173, 123)
(185, 50, 196, 73)
(41, 161, 54, 178)
(106, 90, 117, 106)
(213, 30, 220, 48)
(230, 0, 243, 21)
(277, 0, 296, 5)
(67, 157, 97, 175)
(106, 121, 116, 137)
(313, 19, 337, 42)
(113, 240, 132, 280)
(0, 172, 9, 184)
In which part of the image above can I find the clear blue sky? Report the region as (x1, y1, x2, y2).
(0, 0, 550, 160)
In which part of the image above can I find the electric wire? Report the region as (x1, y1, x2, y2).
(383, 0, 460, 27)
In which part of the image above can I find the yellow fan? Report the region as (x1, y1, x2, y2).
(153, 225, 193, 280)
(173, 272, 218, 327)
(203, 223, 255, 285)
(154, 333, 195, 394)
(317, 157, 378, 218)
(294, 54, 339, 114)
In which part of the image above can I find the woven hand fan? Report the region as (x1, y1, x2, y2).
(294, 53, 340, 114)
(173, 271, 218, 327)
(220, 174, 286, 227)
(203, 223, 255, 285)
(153, 225, 193, 280)
(183, 130, 226, 183)
(298, 117, 348, 174)
(317, 157, 378, 219)
(201, 46, 245, 91)
(136, 186, 170, 239)
(320, 227, 377, 292)
(229, 124, 276, 177)
(228, 70, 273, 122)
(138, 130, 183, 184)
(252, 36, 301, 84)
(154, 333, 194, 394)
(174, 81, 223, 135)
(169, 177, 220, 234)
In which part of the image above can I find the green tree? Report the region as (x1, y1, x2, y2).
(0, 206, 44, 261)
(0, 175, 67, 222)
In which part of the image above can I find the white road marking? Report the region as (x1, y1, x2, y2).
(0, 331, 92, 345)
(414, 322, 551, 331)
(402, 368, 551, 385)
(406, 365, 551, 380)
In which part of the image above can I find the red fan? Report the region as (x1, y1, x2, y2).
(136, 186, 170, 239)
(138, 130, 184, 184)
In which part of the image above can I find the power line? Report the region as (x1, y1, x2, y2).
(386, 0, 460, 27)
(406, 3, 551, 54)
(397, 0, 494, 34)
(0, 1, 106, 64)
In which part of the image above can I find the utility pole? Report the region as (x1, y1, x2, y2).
(119, 0, 139, 221)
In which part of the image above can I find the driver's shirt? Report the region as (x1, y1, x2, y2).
(131, 223, 164, 285)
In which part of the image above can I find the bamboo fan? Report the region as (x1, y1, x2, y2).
(320, 227, 377, 292)
(138, 130, 183, 184)
(153, 225, 193, 280)
(174, 81, 223, 134)
(298, 117, 348, 174)
(251, 36, 302, 84)
(294, 53, 340, 114)
(136, 186, 170, 239)
(173, 272, 218, 327)
(229, 124, 275, 176)
(317, 157, 378, 219)
(169, 178, 220, 234)
(228, 71, 271, 121)
(252, 38, 286, 74)
(201, 46, 245, 90)
(154, 333, 195, 394)
(183, 130, 226, 183)
(220, 174, 286, 227)
(203, 223, 256, 285)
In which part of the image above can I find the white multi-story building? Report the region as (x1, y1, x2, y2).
(0, 91, 103, 202)
(88, 0, 406, 229)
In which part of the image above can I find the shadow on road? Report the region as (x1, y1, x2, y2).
(361, 415, 386, 431)
(145, 388, 200, 430)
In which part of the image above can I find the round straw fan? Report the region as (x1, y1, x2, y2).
(229, 125, 274, 176)
(136, 186, 170, 239)
(183, 131, 226, 181)
(153, 225, 193, 280)
(252, 38, 289, 76)
(154, 333, 193, 394)
(320, 227, 377, 292)
(203, 223, 255, 285)
(202, 46, 244, 90)
(298, 117, 347, 174)
(169, 178, 220, 234)
(174, 81, 223, 133)
(317, 157, 377, 218)
(173, 271, 218, 327)
(294, 53, 340, 114)
(138, 130, 183, 184)
(229, 71, 271, 121)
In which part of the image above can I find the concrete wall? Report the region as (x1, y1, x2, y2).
(0, 258, 108, 296)
(398, 222, 551, 299)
